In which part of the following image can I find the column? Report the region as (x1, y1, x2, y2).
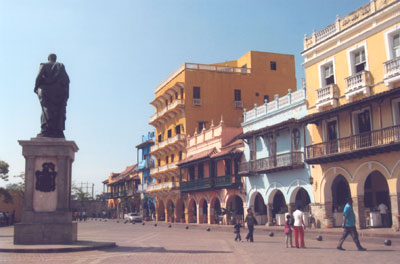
(267, 204, 273, 226)
(390, 193, 400, 231)
(353, 196, 366, 229)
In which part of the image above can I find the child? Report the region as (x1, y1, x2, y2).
(284, 214, 294, 248)
(233, 219, 242, 242)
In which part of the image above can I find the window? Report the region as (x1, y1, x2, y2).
(385, 27, 400, 60)
(393, 33, 400, 58)
(324, 119, 338, 154)
(175, 125, 181, 135)
(392, 98, 400, 125)
(347, 43, 368, 76)
(193, 86, 201, 99)
(179, 151, 183, 161)
(292, 129, 301, 150)
(270, 61, 277, 71)
(171, 154, 175, 162)
(175, 92, 178, 100)
(354, 49, 366, 73)
(224, 159, 232, 175)
(165, 156, 169, 164)
(264, 95, 269, 103)
(170, 96, 173, 103)
(158, 134, 162, 143)
(234, 89, 241, 101)
(324, 64, 335, 85)
(198, 121, 207, 132)
(180, 88, 184, 99)
(157, 159, 161, 166)
(167, 129, 172, 138)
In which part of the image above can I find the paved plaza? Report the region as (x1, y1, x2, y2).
(1, 220, 400, 264)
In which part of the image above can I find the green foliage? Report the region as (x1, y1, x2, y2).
(71, 186, 91, 201)
(0, 187, 12, 203)
(0, 160, 9, 181)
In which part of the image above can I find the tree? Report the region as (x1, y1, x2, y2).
(0, 160, 9, 181)
(0, 160, 12, 203)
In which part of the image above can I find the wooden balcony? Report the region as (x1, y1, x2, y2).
(238, 152, 304, 176)
(384, 57, 400, 89)
(180, 175, 238, 192)
(306, 125, 400, 164)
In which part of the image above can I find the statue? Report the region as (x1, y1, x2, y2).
(34, 54, 69, 138)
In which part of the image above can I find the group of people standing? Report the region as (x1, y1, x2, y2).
(233, 198, 367, 251)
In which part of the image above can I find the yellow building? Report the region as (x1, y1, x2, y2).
(149, 51, 297, 222)
(302, 0, 400, 230)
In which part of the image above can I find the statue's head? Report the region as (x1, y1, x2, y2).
(48, 53, 57, 62)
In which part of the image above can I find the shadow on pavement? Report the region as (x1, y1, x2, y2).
(104, 246, 232, 254)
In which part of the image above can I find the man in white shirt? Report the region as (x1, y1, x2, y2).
(378, 203, 389, 227)
(292, 205, 306, 248)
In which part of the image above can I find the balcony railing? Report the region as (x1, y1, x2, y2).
(150, 161, 179, 175)
(345, 71, 372, 101)
(243, 89, 305, 124)
(180, 175, 237, 192)
(150, 99, 184, 123)
(306, 125, 400, 163)
(384, 57, 400, 88)
(138, 159, 154, 170)
(146, 182, 179, 192)
(239, 152, 303, 175)
(316, 84, 339, 110)
(150, 134, 185, 153)
(103, 192, 112, 199)
(180, 178, 213, 191)
(185, 63, 251, 74)
(126, 188, 139, 196)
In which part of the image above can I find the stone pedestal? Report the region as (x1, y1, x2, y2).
(14, 137, 78, 245)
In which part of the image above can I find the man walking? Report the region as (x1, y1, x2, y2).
(337, 198, 366, 251)
(245, 208, 258, 242)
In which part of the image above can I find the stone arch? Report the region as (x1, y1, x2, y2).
(210, 196, 222, 224)
(354, 161, 391, 196)
(269, 189, 287, 217)
(287, 179, 314, 204)
(157, 200, 165, 222)
(166, 199, 175, 223)
(289, 186, 312, 212)
(320, 166, 352, 204)
(187, 198, 197, 223)
(253, 192, 267, 225)
(175, 198, 185, 223)
(198, 197, 208, 224)
(225, 194, 245, 225)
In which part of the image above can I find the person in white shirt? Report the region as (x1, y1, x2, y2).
(378, 203, 389, 227)
(292, 205, 306, 248)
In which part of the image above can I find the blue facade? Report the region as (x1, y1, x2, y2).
(136, 132, 156, 218)
(241, 89, 314, 225)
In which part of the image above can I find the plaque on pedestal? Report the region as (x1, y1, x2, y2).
(14, 137, 78, 245)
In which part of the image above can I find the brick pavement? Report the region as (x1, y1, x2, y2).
(1, 220, 399, 264)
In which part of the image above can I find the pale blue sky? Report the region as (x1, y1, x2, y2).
(0, 0, 367, 195)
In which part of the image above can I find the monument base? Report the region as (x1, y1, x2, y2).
(14, 222, 77, 245)
(15, 137, 79, 245)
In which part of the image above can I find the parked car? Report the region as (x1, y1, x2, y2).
(124, 212, 143, 222)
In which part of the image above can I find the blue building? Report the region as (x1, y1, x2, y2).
(136, 131, 156, 219)
(239, 89, 314, 225)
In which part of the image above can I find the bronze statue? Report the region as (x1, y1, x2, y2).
(34, 54, 69, 138)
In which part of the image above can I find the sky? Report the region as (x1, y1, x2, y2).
(0, 0, 368, 196)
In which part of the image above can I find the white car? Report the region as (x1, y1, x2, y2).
(124, 212, 143, 222)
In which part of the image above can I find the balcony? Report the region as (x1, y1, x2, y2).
(185, 63, 251, 74)
(234, 101, 243, 108)
(150, 135, 185, 154)
(150, 99, 185, 125)
(316, 84, 339, 111)
(306, 125, 400, 164)
(384, 57, 400, 89)
(103, 192, 112, 199)
(180, 178, 213, 192)
(126, 188, 139, 196)
(345, 71, 372, 102)
(138, 159, 154, 170)
(146, 182, 179, 193)
(137, 184, 148, 193)
(180, 175, 238, 192)
(239, 152, 303, 175)
(150, 161, 179, 175)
